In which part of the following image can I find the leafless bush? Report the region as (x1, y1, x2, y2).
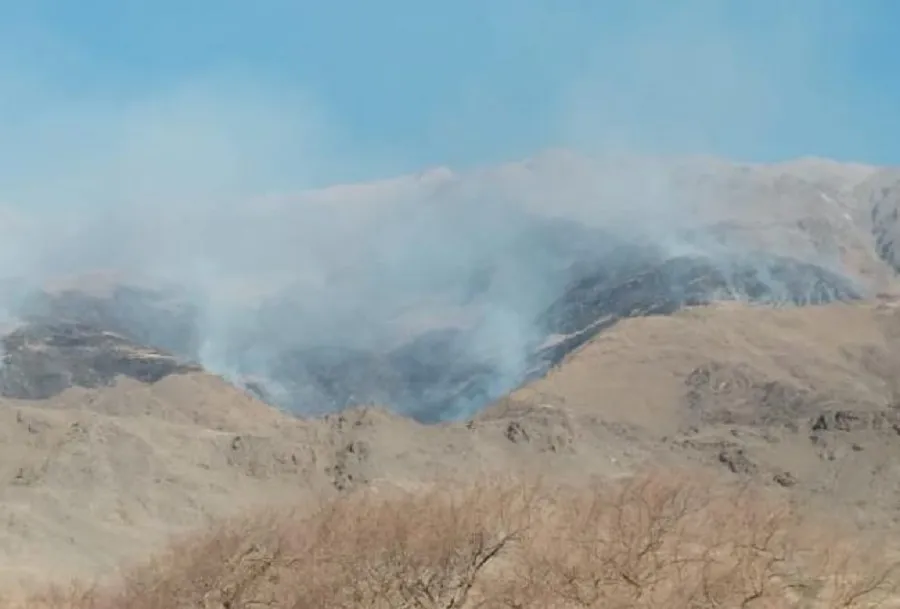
(495, 470, 899, 609)
(303, 480, 535, 609)
(7, 470, 899, 609)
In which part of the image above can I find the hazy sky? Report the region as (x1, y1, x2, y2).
(0, 0, 898, 192)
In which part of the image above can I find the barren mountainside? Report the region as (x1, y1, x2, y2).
(7, 155, 896, 418)
(5, 154, 900, 591)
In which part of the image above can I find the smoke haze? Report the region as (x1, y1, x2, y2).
(0, 2, 890, 419)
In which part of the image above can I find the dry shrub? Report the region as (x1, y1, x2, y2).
(498, 471, 899, 608)
(9, 470, 900, 609)
(299, 480, 536, 609)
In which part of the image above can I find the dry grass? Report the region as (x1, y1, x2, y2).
(10, 470, 899, 609)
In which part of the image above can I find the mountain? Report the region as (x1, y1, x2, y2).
(8, 154, 896, 421)
(6, 152, 900, 592)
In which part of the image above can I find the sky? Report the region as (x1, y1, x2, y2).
(0, 0, 898, 196)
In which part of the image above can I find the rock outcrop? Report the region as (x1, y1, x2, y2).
(0, 321, 201, 399)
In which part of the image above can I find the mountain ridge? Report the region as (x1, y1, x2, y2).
(4, 153, 900, 590)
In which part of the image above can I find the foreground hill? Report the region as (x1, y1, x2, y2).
(7, 299, 900, 593)
(0, 322, 640, 590)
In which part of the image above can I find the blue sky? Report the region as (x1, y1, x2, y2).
(0, 1, 899, 192)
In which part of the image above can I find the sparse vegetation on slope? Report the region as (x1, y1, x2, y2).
(14, 470, 899, 609)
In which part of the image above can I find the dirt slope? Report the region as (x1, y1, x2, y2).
(491, 298, 900, 529)
(0, 379, 316, 589)
(502, 301, 899, 429)
(0, 371, 649, 591)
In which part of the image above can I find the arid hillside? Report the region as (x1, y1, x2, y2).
(7, 300, 900, 596)
(4, 154, 900, 604)
(493, 299, 900, 527)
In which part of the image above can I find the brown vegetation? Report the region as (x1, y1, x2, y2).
(11, 470, 899, 609)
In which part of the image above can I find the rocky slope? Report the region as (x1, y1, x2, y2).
(9, 298, 900, 590)
(491, 298, 900, 529)
(5, 153, 900, 589)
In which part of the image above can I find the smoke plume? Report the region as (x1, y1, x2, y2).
(0, 2, 887, 419)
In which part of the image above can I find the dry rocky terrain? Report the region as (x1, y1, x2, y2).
(5, 154, 900, 604)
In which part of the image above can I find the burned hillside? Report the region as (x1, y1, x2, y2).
(0, 243, 865, 422)
(0, 320, 200, 400)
